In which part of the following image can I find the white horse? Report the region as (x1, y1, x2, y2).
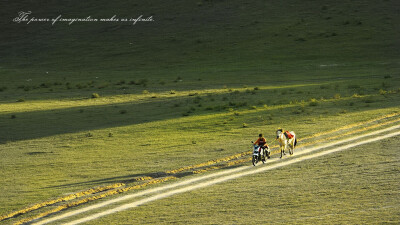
(276, 129, 297, 158)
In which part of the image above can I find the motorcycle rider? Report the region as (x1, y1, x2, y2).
(254, 134, 270, 159)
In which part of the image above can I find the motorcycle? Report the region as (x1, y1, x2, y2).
(252, 144, 270, 166)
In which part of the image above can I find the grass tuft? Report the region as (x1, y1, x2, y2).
(91, 93, 100, 98)
(309, 98, 318, 106)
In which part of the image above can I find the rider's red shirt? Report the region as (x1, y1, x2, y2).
(255, 137, 268, 147)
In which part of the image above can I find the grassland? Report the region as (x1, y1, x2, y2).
(81, 136, 400, 225)
(0, 0, 399, 224)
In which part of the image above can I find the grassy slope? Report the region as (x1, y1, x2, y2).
(84, 137, 400, 224)
(0, 0, 399, 222)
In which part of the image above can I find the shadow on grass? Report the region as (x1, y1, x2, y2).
(0, 86, 396, 144)
(43, 171, 171, 189)
(44, 163, 245, 190)
(0, 73, 384, 104)
(0, 87, 282, 143)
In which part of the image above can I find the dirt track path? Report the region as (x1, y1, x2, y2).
(34, 124, 400, 225)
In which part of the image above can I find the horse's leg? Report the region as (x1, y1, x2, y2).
(289, 139, 293, 155)
(279, 137, 287, 158)
(283, 140, 287, 156)
(281, 147, 286, 158)
(291, 133, 297, 155)
(291, 138, 296, 155)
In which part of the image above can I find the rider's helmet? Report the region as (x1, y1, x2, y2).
(259, 133, 263, 137)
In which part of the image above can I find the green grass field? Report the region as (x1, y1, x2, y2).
(81, 137, 400, 225)
(0, 0, 399, 224)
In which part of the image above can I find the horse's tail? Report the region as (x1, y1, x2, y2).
(294, 138, 297, 146)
